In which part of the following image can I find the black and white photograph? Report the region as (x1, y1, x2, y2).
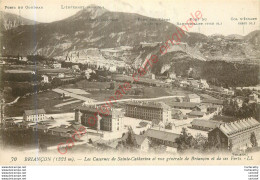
(0, 0, 259, 167)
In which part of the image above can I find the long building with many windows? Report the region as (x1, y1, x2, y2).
(208, 118, 260, 151)
(75, 106, 123, 132)
(23, 109, 46, 122)
(125, 101, 171, 123)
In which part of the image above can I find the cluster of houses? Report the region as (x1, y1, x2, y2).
(40, 62, 82, 84)
(62, 48, 127, 73)
(179, 78, 209, 89)
(176, 77, 235, 97)
(4, 109, 85, 140)
(170, 94, 223, 120)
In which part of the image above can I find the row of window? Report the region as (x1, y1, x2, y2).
(127, 108, 163, 114)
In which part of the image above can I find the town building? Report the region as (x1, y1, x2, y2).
(23, 109, 46, 122)
(193, 104, 207, 113)
(189, 80, 200, 88)
(145, 129, 180, 148)
(75, 106, 123, 132)
(49, 125, 74, 137)
(42, 75, 49, 83)
(207, 104, 223, 114)
(222, 88, 235, 95)
(32, 124, 51, 133)
(171, 109, 186, 120)
(249, 93, 259, 103)
(17, 121, 36, 129)
(72, 65, 80, 71)
(58, 73, 65, 78)
(180, 80, 189, 87)
(121, 131, 150, 151)
(200, 79, 209, 89)
(191, 119, 222, 131)
(125, 101, 171, 124)
(18, 56, 28, 62)
(169, 72, 176, 79)
(186, 94, 201, 103)
(109, 66, 117, 72)
(85, 69, 94, 79)
(133, 134, 150, 152)
(52, 63, 61, 69)
(187, 111, 205, 118)
(171, 102, 199, 110)
(208, 118, 260, 151)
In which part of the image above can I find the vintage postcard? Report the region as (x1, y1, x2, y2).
(0, 0, 259, 165)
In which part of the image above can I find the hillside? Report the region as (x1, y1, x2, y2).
(0, 11, 37, 31)
(0, 5, 259, 69)
(1, 6, 197, 57)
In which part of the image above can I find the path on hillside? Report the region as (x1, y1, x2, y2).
(6, 97, 20, 106)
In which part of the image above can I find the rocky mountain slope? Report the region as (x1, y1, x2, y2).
(0, 5, 259, 67)
(0, 6, 206, 57)
(0, 11, 37, 31)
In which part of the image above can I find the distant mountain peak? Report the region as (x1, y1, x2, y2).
(74, 4, 108, 19)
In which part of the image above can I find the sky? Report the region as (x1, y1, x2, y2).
(0, 0, 259, 36)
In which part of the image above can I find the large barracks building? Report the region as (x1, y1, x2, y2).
(125, 101, 171, 124)
(208, 118, 260, 151)
(75, 106, 123, 132)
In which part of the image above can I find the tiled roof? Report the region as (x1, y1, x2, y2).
(126, 101, 170, 109)
(70, 124, 84, 130)
(145, 129, 180, 142)
(24, 109, 46, 116)
(188, 94, 200, 99)
(195, 104, 207, 110)
(139, 122, 149, 127)
(171, 109, 182, 114)
(171, 102, 199, 108)
(191, 119, 222, 129)
(38, 119, 55, 125)
(218, 118, 260, 137)
(133, 134, 147, 146)
(188, 111, 205, 116)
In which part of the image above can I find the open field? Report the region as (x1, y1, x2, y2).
(4, 91, 82, 117)
(3, 79, 195, 117)
(142, 87, 189, 98)
(62, 81, 111, 90)
(4, 65, 72, 74)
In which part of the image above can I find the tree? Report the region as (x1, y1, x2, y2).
(165, 123, 173, 130)
(250, 132, 258, 147)
(175, 128, 195, 152)
(109, 82, 115, 90)
(51, 78, 62, 87)
(125, 127, 135, 147)
(194, 133, 208, 151)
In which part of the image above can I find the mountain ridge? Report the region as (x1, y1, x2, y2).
(0, 6, 259, 66)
